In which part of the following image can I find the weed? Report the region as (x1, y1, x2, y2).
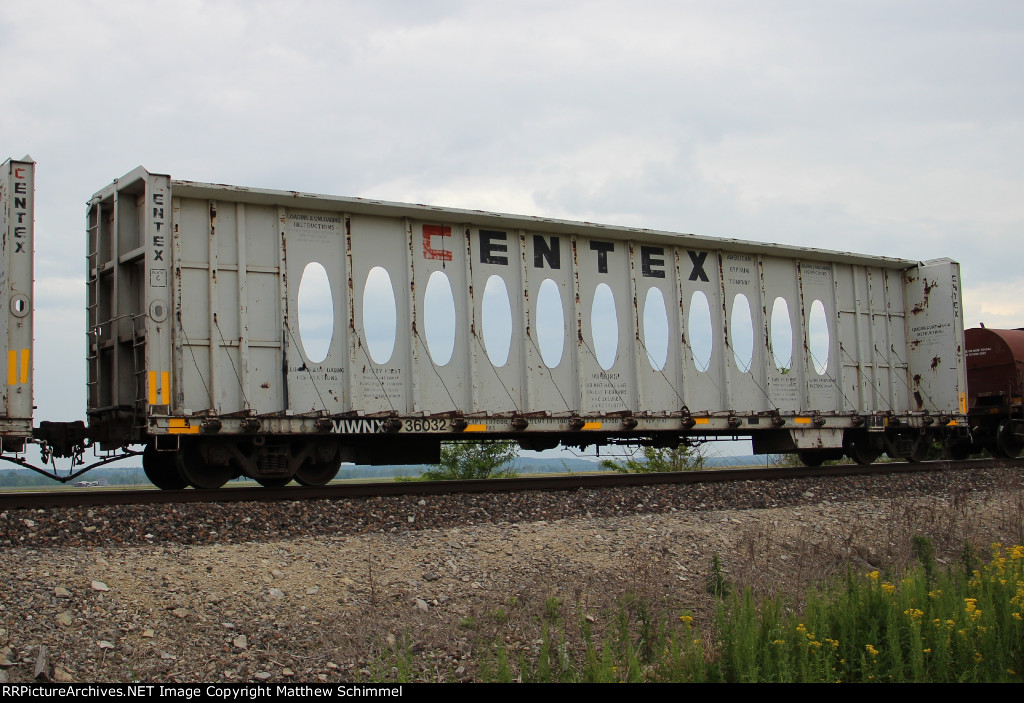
(543, 596, 563, 624)
(707, 553, 730, 598)
(912, 534, 937, 583)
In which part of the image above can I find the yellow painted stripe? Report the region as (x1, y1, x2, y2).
(148, 371, 157, 405)
(960, 393, 968, 414)
(694, 417, 710, 425)
(947, 420, 959, 426)
(19, 349, 29, 384)
(464, 424, 487, 432)
(794, 417, 812, 424)
(7, 351, 15, 385)
(167, 418, 199, 434)
(161, 371, 170, 405)
(582, 421, 602, 430)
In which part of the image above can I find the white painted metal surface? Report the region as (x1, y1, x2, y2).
(0, 157, 34, 439)
(84, 168, 967, 445)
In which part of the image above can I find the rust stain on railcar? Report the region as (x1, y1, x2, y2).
(519, 232, 531, 337)
(572, 238, 583, 344)
(464, 228, 476, 337)
(912, 373, 924, 408)
(346, 216, 355, 335)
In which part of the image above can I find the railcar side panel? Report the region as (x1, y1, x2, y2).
(81, 169, 968, 456)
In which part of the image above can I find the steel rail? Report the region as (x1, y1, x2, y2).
(1, 457, 1021, 510)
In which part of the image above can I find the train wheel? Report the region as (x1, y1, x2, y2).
(797, 450, 825, 467)
(907, 437, 930, 463)
(143, 444, 187, 490)
(295, 458, 342, 486)
(995, 422, 1023, 458)
(844, 436, 881, 465)
(255, 477, 291, 488)
(176, 442, 233, 489)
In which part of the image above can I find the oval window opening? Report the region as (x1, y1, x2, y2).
(536, 279, 564, 368)
(298, 262, 334, 363)
(363, 267, 397, 364)
(731, 294, 753, 372)
(808, 299, 830, 374)
(424, 270, 456, 366)
(770, 297, 793, 371)
(688, 291, 713, 372)
(591, 283, 618, 370)
(642, 287, 669, 371)
(482, 275, 512, 367)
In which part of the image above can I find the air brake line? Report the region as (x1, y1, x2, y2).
(636, 335, 686, 406)
(214, 314, 252, 412)
(579, 336, 632, 412)
(525, 333, 573, 413)
(415, 332, 462, 412)
(283, 322, 329, 411)
(356, 334, 397, 414)
(473, 334, 521, 414)
(176, 313, 213, 411)
(840, 344, 895, 412)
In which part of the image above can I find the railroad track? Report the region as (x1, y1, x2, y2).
(3, 457, 1021, 510)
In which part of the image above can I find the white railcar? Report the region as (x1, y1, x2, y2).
(3, 159, 971, 487)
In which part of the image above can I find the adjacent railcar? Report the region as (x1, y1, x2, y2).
(959, 327, 1024, 458)
(2, 159, 972, 488)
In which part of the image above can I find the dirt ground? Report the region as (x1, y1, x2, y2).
(2, 471, 1021, 682)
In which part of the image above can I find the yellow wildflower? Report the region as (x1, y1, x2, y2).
(866, 571, 880, 580)
(679, 615, 693, 625)
(881, 583, 896, 594)
(865, 644, 879, 657)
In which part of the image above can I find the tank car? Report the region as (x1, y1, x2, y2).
(955, 327, 1024, 459)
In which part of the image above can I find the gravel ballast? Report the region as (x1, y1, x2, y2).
(0, 467, 1021, 682)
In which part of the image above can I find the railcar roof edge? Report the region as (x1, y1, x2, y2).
(94, 166, 924, 270)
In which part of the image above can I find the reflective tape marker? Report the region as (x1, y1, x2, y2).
(7, 349, 29, 385)
(167, 418, 199, 434)
(464, 424, 487, 432)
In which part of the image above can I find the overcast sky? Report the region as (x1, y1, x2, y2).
(3, 1, 1023, 460)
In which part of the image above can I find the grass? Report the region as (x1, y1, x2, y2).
(367, 539, 1024, 682)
